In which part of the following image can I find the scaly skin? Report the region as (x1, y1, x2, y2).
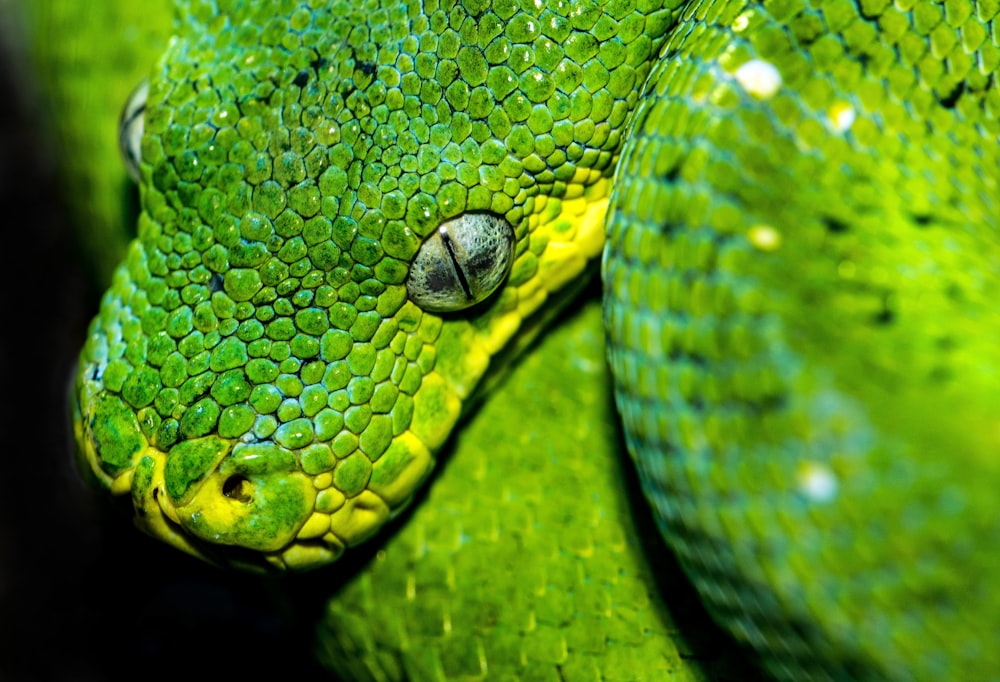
(25, 2, 752, 680)
(602, 0, 1000, 678)
(72, 0, 622, 572)
(25, 0, 1000, 679)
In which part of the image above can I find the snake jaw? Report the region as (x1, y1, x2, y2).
(74, 378, 319, 570)
(124, 447, 224, 568)
(72, 351, 444, 572)
(127, 444, 367, 573)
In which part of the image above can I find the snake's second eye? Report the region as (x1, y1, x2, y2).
(406, 213, 516, 313)
(118, 79, 148, 183)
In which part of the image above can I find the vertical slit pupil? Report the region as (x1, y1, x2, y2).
(439, 227, 473, 299)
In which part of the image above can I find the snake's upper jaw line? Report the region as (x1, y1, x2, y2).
(124, 449, 319, 574)
(132, 477, 224, 569)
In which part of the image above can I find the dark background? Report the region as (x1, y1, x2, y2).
(0, 13, 330, 681)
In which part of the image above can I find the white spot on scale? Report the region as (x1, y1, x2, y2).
(734, 59, 782, 99)
(828, 102, 856, 132)
(747, 224, 781, 251)
(798, 462, 838, 502)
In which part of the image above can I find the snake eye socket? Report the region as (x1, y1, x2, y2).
(118, 79, 149, 183)
(406, 213, 516, 312)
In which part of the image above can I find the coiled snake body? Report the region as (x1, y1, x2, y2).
(36, 0, 1000, 678)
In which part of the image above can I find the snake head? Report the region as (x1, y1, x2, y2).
(70, 0, 644, 572)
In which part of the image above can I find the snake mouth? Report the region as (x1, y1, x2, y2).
(72, 386, 324, 571)
(126, 450, 327, 573)
(72, 377, 434, 572)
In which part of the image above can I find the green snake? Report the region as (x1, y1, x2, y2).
(23, 0, 999, 678)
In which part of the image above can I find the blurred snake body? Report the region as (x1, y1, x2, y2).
(34, 0, 1000, 678)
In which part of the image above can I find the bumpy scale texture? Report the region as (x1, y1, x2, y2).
(318, 299, 761, 681)
(68, 0, 1000, 679)
(74, 0, 657, 572)
(603, 0, 1000, 678)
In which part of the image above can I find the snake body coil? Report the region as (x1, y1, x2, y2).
(63, 0, 998, 679)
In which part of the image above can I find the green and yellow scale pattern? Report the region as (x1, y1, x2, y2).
(23, 0, 999, 678)
(73, 0, 624, 570)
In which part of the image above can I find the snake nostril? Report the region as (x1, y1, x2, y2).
(222, 475, 253, 504)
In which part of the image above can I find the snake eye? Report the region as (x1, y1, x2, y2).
(406, 213, 516, 312)
(118, 79, 149, 183)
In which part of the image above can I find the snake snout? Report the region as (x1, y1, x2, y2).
(164, 441, 316, 554)
(74, 382, 321, 569)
